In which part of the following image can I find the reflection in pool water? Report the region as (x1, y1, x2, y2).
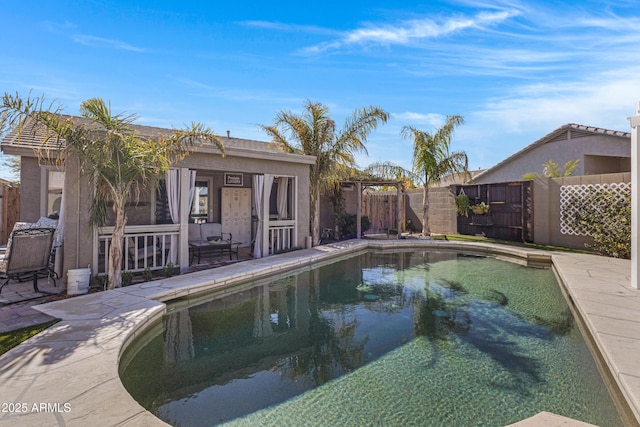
(120, 250, 623, 426)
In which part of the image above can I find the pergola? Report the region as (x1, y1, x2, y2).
(340, 179, 404, 239)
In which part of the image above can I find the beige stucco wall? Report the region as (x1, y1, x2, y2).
(19, 157, 43, 223)
(59, 150, 311, 277)
(532, 172, 631, 249)
(476, 134, 630, 184)
(318, 186, 359, 233)
(61, 156, 95, 275)
(19, 157, 83, 278)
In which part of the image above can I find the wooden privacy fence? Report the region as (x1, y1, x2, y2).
(362, 191, 404, 233)
(455, 181, 533, 242)
(0, 186, 19, 245)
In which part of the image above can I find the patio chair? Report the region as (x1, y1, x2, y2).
(0, 227, 57, 296)
(188, 222, 234, 264)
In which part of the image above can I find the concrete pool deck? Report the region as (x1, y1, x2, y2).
(0, 240, 636, 426)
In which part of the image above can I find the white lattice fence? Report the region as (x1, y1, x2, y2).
(560, 182, 631, 235)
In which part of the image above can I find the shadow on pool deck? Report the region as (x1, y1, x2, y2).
(0, 240, 636, 427)
(0, 246, 255, 334)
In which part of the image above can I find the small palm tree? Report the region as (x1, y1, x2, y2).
(522, 159, 580, 180)
(261, 100, 389, 246)
(367, 115, 467, 236)
(1, 93, 224, 289)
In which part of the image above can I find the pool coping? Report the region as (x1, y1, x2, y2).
(0, 240, 636, 426)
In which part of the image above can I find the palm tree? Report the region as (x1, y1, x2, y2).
(0, 93, 224, 289)
(261, 100, 389, 245)
(367, 115, 467, 236)
(522, 159, 579, 180)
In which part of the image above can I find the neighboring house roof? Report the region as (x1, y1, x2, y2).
(434, 169, 486, 186)
(1, 116, 316, 165)
(473, 123, 630, 182)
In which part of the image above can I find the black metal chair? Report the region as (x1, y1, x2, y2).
(0, 227, 57, 296)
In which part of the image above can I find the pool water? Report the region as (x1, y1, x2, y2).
(120, 250, 623, 426)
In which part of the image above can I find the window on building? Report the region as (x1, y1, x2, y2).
(47, 171, 64, 219)
(155, 180, 172, 224)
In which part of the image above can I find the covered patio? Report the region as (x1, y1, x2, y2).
(1, 123, 315, 281)
(92, 169, 305, 276)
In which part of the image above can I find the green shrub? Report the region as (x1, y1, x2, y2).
(121, 271, 134, 287)
(455, 193, 470, 217)
(337, 214, 371, 239)
(163, 263, 176, 277)
(91, 275, 108, 291)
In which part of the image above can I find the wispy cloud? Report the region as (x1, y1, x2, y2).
(72, 34, 148, 52)
(240, 20, 340, 37)
(44, 20, 148, 52)
(392, 112, 445, 127)
(476, 67, 640, 133)
(300, 9, 519, 54)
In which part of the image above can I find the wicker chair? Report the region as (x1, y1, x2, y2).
(0, 227, 56, 295)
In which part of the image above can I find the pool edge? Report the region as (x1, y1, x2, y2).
(0, 239, 635, 427)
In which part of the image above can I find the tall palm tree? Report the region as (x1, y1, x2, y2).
(367, 115, 467, 236)
(261, 100, 388, 246)
(1, 93, 224, 289)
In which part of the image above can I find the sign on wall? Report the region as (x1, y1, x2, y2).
(224, 172, 243, 187)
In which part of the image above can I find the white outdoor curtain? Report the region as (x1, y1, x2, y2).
(277, 177, 289, 220)
(54, 177, 65, 275)
(165, 169, 197, 263)
(188, 172, 197, 216)
(253, 175, 264, 258)
(253, 174, 274, 258)
(166, 169, 180, 224)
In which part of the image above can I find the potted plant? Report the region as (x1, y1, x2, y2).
(470, 202, 490, 215)
(455, 193, 470, 217)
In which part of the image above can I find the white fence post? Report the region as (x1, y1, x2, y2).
(629, 102, 640, 289)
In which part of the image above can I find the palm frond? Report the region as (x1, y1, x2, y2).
(365, 161, 419, 183)
(563, 159, 580, 176)
(260, 100, 389, 244)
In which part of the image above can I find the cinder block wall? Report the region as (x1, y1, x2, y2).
(428, 187, 457, 235)
(404, 187, 456, 235)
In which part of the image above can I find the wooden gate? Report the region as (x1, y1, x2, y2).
(362, 191, 404, 233)
(456, 181, 533, 242)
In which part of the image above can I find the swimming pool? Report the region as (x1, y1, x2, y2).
(120, 249, 623, 426)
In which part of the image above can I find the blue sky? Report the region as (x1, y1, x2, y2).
(2, 0, 640, 180)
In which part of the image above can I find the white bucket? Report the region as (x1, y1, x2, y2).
(67, 268, 91, 295)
